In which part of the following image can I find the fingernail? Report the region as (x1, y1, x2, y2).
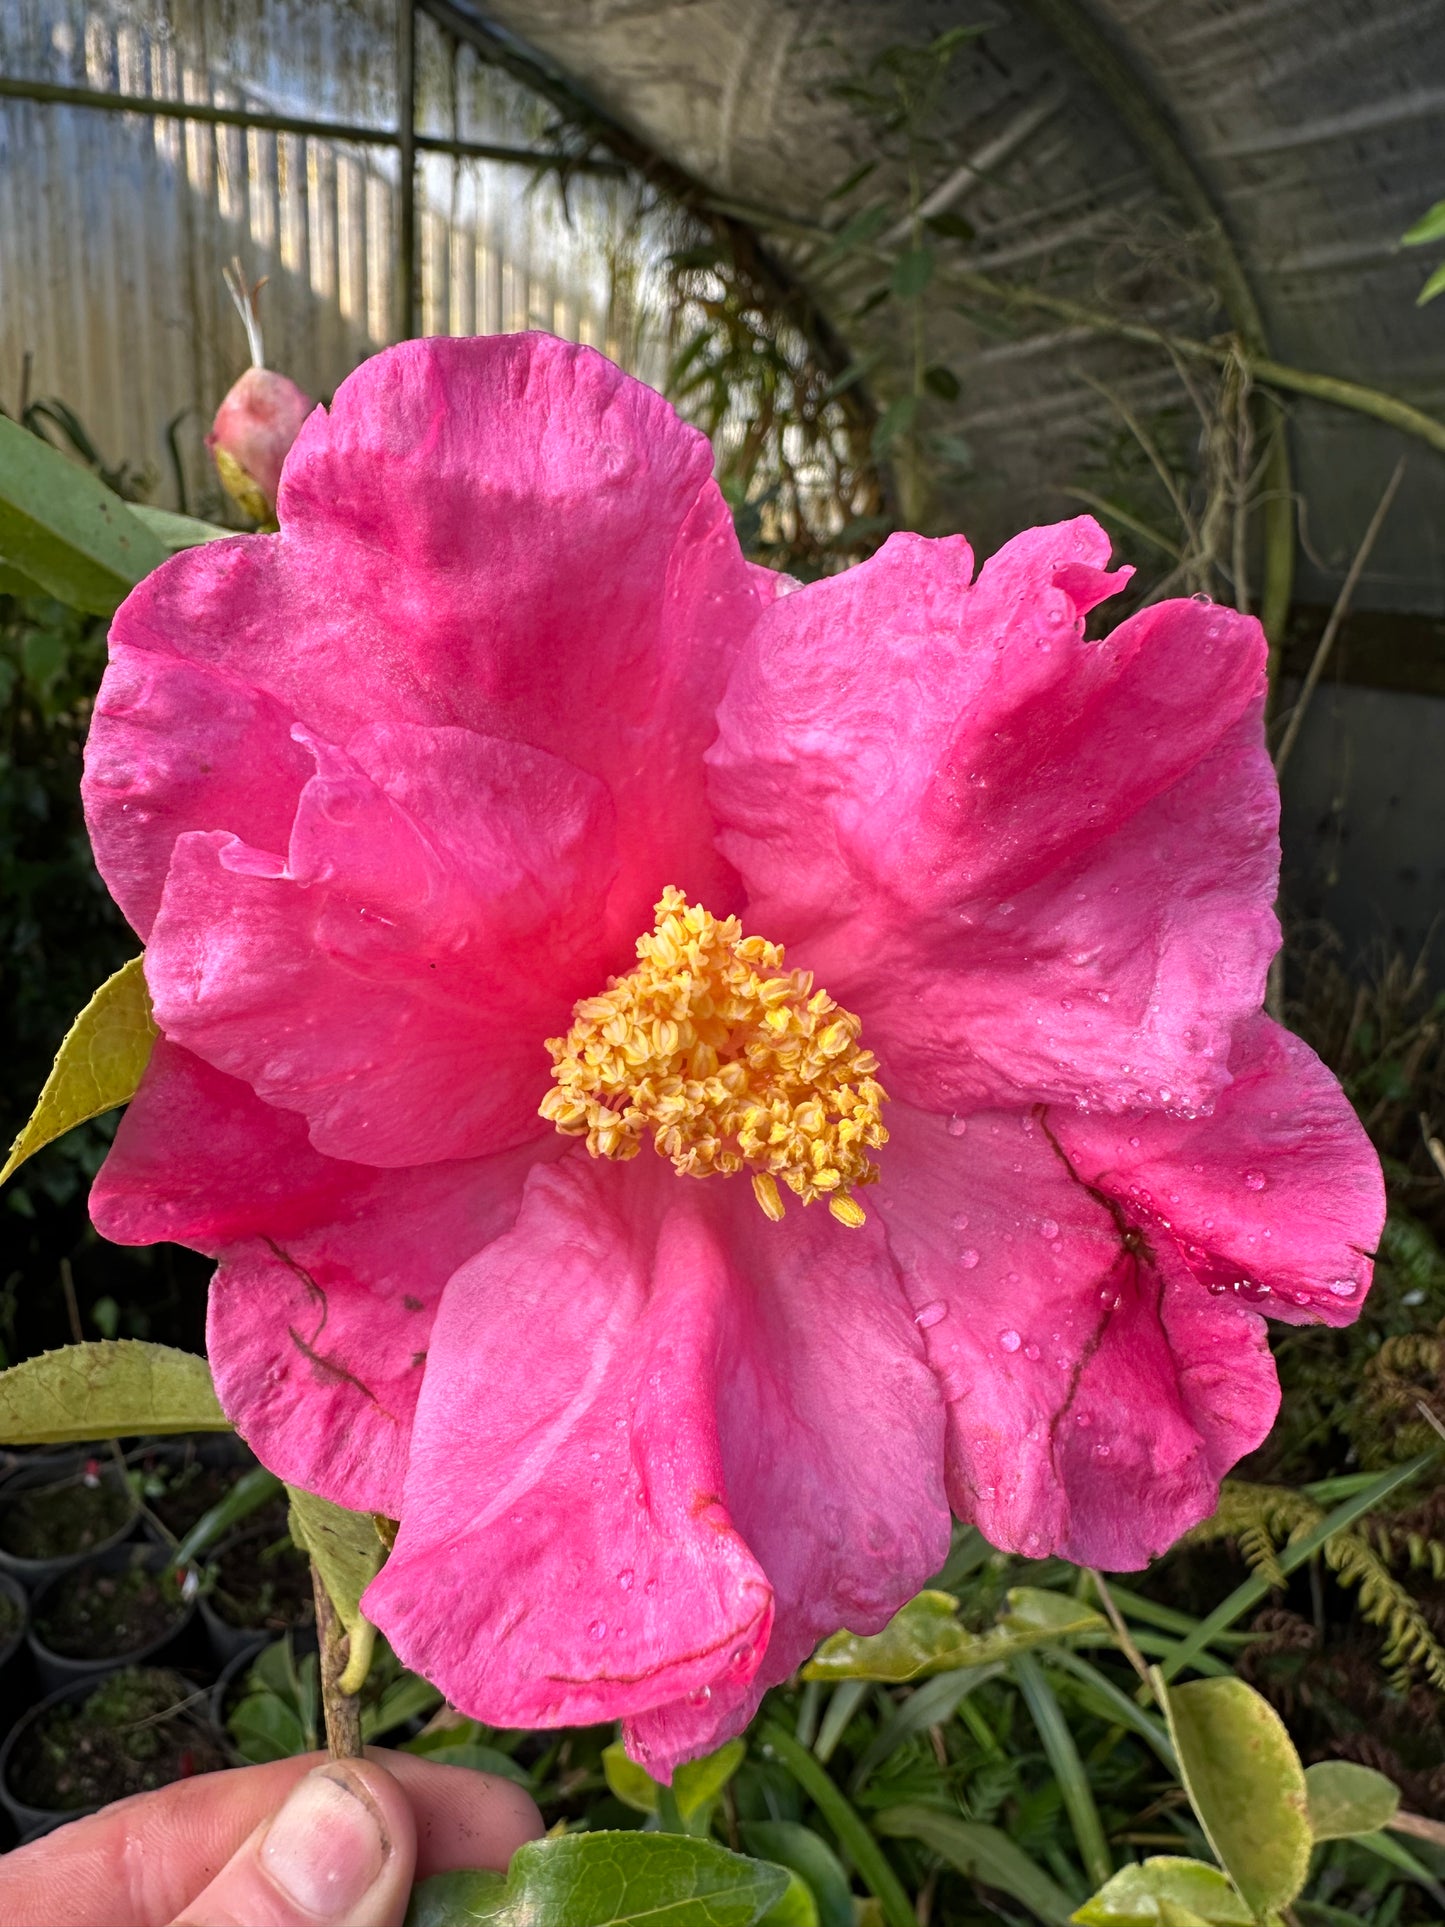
(260, 1764, 388, 1918)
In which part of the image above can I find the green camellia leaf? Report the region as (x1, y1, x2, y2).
(1155, 1673, 1312, 1917)
(0, 414, 168, 613)
(1304, 1759, 1401, 1840)
(740, 1823, 854, 1927)
(758, 1871, 818, 1927)
(286, 1485, 388, 1690)
(126, 503, 233, 550)
(804, 1586, 1106, 1683)
(403, 1832, 789, 1927)
(0, 1340, 228, 1444)
(0, 558, 47, 596)
(872, 1805, 1075, 1926)
(2, 956, 157, 1185)
(602, 1738, 746, 1826)
(1071, 1857, 1253, 1926)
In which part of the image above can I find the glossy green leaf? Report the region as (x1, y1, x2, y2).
(0, 1340, 227, 1444)
(403, 1832, 788, 1927)
(0, 558, 46, 596)
(740, 1823, 854, 1927)
(0, 414, 168, 612)
(1071, 1857, 1253, 1926)
(1401, 198, 1445, 245)
(873, 1804, 1075, 1926)
(172, 1466, 282, 1566)
(402, 1739, 534, 1787)
(2, 956, 157, 1184)
(1304, 1760, 1400, 1840)
(804, 1586, 1105, 1682)
(127, 503, 233, 550)
(602, 1738, 746, 1825)
(1156, 1674, 1312, 1917)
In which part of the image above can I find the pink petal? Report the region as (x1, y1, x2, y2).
(878, 1101, 1282, 1569)
(364, 1152, 947, 1768)
(710, 519, 1276, 1118)
(92, 1040, 554, 1514)
(1052, 1014, 1384, 1327)
(81, 644, 316, 939)
(144, 723, 614, 1165)
(88, 334, 765, 959)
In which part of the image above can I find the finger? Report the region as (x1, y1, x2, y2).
(167, 1759, 415, 1927)
(0, 1750, 543, 1927)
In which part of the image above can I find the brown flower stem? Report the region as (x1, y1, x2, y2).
(312, 1559, 363, 1760)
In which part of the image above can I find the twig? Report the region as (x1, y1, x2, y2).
(1088, 1569, 1153, 1691)
(1392, 1809, 1445, 1847)
(1421, 1113, 1445, 1184)
(312, 1561, 363, 1760)
(1273, 458, 1406, 778)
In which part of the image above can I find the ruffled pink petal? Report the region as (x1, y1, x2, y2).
(1052, 1015, 1384, 1328)
(81, 645, 317, 939)
(877, 1101, 1282, 1569)
(88, 333, 766, 957)
(92, 1041, 554, 1514)
(710, 519, 1276, 1118)
(144, 723, 614, 1166)
(364, 1152, 948, 1771)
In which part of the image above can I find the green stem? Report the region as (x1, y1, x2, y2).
(759, 1722, 917, 1927)
(1013, 1654, 1112, 1891)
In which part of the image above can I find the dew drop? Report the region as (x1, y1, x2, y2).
(999, 1328, 1022, 1353)
(1243, 1169, 1267, 1191)
(947, 1115, 968, 1138)
(1327, 1277, 1358, 1298)
(1074, 1411, 1092, 1427)
(1094, 1443, 1112, 1459)
(1024, 1342, 1041, 1361)
(689, 1685, 712, 1706)
(951, 1211, 970, 1231)
(618, 1569, 635, 1591)
(915, 1299, 948, 1329)
(1128, 1135, 1141, 1148)
(588, 1619, 607, 1640)
(1039, 1219, 1059, 1240)
(959, 1247, 980, 1269)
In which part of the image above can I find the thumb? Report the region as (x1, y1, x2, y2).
(168, 1759, 417, 1927)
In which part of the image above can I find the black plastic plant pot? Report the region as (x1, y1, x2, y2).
(27, 1544, 205, 1695)
(134, 1434, 258, 1551)
(0, 1454, 139, 1589)
(0, 1570, 29, 1682)
(0, 1666, 230, 1835)
(197, 1494, 315, 1669)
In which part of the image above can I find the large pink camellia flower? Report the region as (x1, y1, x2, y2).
(84, 333, 1382, 1775)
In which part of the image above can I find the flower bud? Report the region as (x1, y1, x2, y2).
(206, 365, 314, 523)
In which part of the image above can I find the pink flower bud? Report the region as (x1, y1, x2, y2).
(206, 366, 314, 523)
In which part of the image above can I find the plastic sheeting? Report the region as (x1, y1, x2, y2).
(0, 0, 667, 516)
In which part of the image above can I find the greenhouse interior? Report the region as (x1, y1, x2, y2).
(1, 0, 1444, 1920)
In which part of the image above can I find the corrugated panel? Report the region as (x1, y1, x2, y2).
(0, 0, 670, 515)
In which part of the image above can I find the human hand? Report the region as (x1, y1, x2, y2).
(0, 1747, 543, 1927)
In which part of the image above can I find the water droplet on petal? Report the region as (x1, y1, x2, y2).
(618, 1569, 635, 1590)
(947, 1115, 968, 1138)
(951, 1211, 969, 1231)
(1039, 1219, 1059, 1240)
(959, 1247, 980, 1269)
(915, 1299, 948, 1329)
(1094, 1443, 1111, 1459)
(1243, 1169, 1267, 1191)
(1328, 1277, 1358, 1298)
(1024, 1342, 1041, 1361)
(999, 1328, 1021, 1353)
(588, 1619, 607, 1640)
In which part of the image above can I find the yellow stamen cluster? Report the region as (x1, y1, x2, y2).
(540, 888, 888, 1226)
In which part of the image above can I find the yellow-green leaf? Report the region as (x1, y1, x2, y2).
(2, 956, 156, 1184)
(1071, 1857, 1253, 1926)
(286, 1485, 387, 1689)
(1155, 1673, 1312, 1918)
(1304, 1760, 1400, 1840)
(0, 1341, 227, 1444)
(804, 1586, 1106, 1683)
(127, 503, 233, 551)
(603, 1739, 747, 1825)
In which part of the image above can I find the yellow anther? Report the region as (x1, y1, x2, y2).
(542, 888, 888, 1225)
